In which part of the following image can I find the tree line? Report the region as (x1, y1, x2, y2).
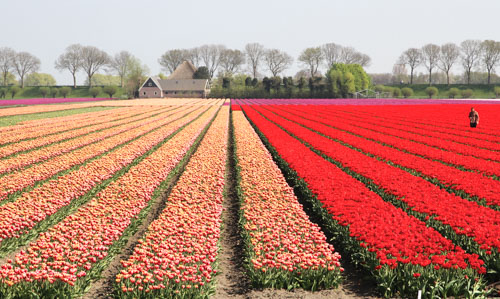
(396, 40, 500, 85)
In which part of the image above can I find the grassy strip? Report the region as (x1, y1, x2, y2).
(241, 107, 491, 298)
(0, 106, 118, 127)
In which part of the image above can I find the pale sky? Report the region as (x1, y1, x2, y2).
(1, 0, 499, 85)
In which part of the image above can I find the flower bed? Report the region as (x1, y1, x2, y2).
(233, 111, 342, 291)
(0, 105, 218, 298)
(241, 105, 487, 298)
(115, 107, 229, 298)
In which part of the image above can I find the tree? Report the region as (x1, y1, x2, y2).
(103, 85, 118, 98)
(392, 87, 401, 98)
(399, 48, 422, 84)
(460, 40, 482, 85)
(39, 87, 50, 98)
(322, 43, 342, 67)
(80, 46, 110, 87)
(461, 89, 473, 98)
(448, 87, 460, 98)
(222, 77, 231, 89)
(186, 47, 201, 68)
(298, 47, 323, 78)
(10, 86, 20, 98)
(481, 40, 500, 85)
(89, 87, 101, 98)
(50, 87, 59, 98)
(85, 74, 120, 86)
(220, 49, 245, 75)
(25, 73, 56, 86)
(193, 66, 210, 79)
(245, 76, 252, 87)
(158, 49, 187, 74)
(425, 86, 438, 98)
(0, 47, 15, 86)
(244, 43, 265, 79)
(262, 77, 272, 92)
(421, 44, 440, 85)
(59, 86, 71, 98)
(438, 43, 460, 85)
(339, 47, 371, 67)
(199, 44, 226, 79)
(494, 86, 500, 98)
(264, 49, 293, 77)
(110, 51, 133, 87)
(55, 44, 83, 88)
(12, 52, 40, 88)
(0, 88, 6, 98)
(124, 57, 150, 98)
(401, 87, 413, 98)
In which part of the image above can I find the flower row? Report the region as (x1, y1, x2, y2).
(263, 105, 500, 207)
(0, 106, 174, 173)
(0, 105, 211, 251)
(0, 105, 218, 298)
(0, 105, 200, 202)
(241, 105, 487, 298)
(252, 105, 500, 271)
(233, 111, 342, 290)
(116, 106, 229, 298)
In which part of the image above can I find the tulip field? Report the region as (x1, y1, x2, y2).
(0, 97, 499, 298)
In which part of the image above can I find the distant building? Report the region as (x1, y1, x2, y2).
(138, 61, 210, 98)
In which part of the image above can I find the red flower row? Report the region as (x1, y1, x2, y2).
(116, 107, 229, 297)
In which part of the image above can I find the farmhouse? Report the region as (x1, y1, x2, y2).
(138, 61, 210, 98)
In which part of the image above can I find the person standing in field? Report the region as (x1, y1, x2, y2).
(469, 107, 479, 128)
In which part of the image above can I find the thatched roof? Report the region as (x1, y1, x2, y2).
(168, 61, 197, 80)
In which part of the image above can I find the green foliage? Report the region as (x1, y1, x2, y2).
(222, 77, 230, 89)
(125, 57, 149, 98)
(39, 87, 50, 98)
(448, 88, 460, 99)
(59, 87, 71, 98)
(157, 73, 167, 80)
(193, 66, 210, 79)
(392, 87, 401, 98)
(425, 87, 438, 98)
(271, 76, 282, 91)
(330, 63, 371, 91)
(374, 85, 385, 93)
(461, 89, 473, 98)
(262, 77, 272, 93)
(401, 87, 413, 98)
(494, 86, 500, 98)
(251, 78, 258, 87)
(25, 73, 56, 86)
(103, 85, 118, 98)
(10, 86, 21, 99)
(1, 72, 18, 86)
(50, 87, 59, 98)
(85, 74, 120, 86)
(0, 88, 6, 99)
(89, 87, 102, 98)
(245, 76, 252, 87)
(343, 72, 356, 96)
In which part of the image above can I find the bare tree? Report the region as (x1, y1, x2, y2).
(158, 49, 187, 74)
(399, 48, 422, 84)
(12, 52, 41, 88)
(421, 44, 440, 84)
(340, 47, 359, 64)
(0, 47, 15, 86)
(481, 40, 500, 85)
(322, 43, 342, 67)
(199, 44, 226, 79)
(264, 49, 293, 77)
(186, 47, 201, 68)
(298, 47, 323, 78)
(80, 46, 110, 87)
(352, 52, 371, 67)
(438, 43, 460, 85)
(244, 43, 265, 78)
(220, 49, 245, 75)
(460, 40, 482, 84)
(55, 44, 83, 88)
(109, 51, 134, 87)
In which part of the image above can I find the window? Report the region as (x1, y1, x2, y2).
(154, 91, 157, 95)
(148, 82, 152, 87)
(143, 91, 146, 95)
